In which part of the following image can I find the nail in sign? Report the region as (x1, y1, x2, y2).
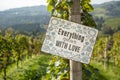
(41, 17, 98, 64)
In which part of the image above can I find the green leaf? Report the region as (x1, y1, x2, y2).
(47, 4, 53, 12)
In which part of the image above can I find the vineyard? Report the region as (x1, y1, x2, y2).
(44, 31, 120, 80)
(0, 28, 49, 80)
(0, 0, 120, 80)
(0, 27, 120, 80)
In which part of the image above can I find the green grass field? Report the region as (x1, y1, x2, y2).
(90, 60, 120, 80)
(0, 54, 120, 80)
(104, 17, 120, 29)
(0, 54, 52, 80)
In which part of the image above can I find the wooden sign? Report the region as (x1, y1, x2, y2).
(41, 17, 98, 64)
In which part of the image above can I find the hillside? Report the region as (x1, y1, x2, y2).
(0, 1, 120, 80)
(0, 1, 120, 33)
(92, 1, 120, 31)
(93, 1, 120, 18)
(0, 5, 50, 33)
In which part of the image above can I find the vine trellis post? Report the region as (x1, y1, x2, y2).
(69, 0, 82, 80)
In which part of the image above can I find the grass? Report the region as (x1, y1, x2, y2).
(90, 60, 120, 80)
(0, 53, 52, 80)
(1, 54, 120, 80)
(92, 7, 107, 17)
(104, 17, 120, 29)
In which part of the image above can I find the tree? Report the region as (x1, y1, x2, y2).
(102, 26, 114, 35)
(94, 16, 105, 30)
(110, 31, 120, 66)
(0, 28, 14, 80)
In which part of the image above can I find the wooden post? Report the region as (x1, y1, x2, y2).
(69, 0, 82, 80)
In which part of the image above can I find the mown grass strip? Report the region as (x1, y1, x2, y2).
(0, 54, 52, 80)
(90, 60, 120, 80)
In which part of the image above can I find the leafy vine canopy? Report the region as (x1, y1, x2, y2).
(47, 0, 96, 27)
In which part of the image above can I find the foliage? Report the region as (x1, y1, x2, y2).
(110, 31, 120, 66)
(82, 64, 107, 80)
(91, 60, 120, 80)
(0, 54, 51, 80)
(103, 1, 120, 17)
(94, 16, 105, 30)
(92, 1, 120, 35)
(44, 56, 107, 80)
(44, 56, 69, 80)
(101, 26, 114, 35)
(0, 29, 42, 80)
(92, 1, 120, 18)
(104, 17, 120, 31)
(0, 5, 50, 33)
(46, 1, 120, 80)
(0, 1, 120, 80)
(47, 0, 96, 27)
(93, 31, 120, 67)
(45, 0, 100, 80)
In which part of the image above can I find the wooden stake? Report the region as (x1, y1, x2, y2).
(69, 0, 82, 80)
